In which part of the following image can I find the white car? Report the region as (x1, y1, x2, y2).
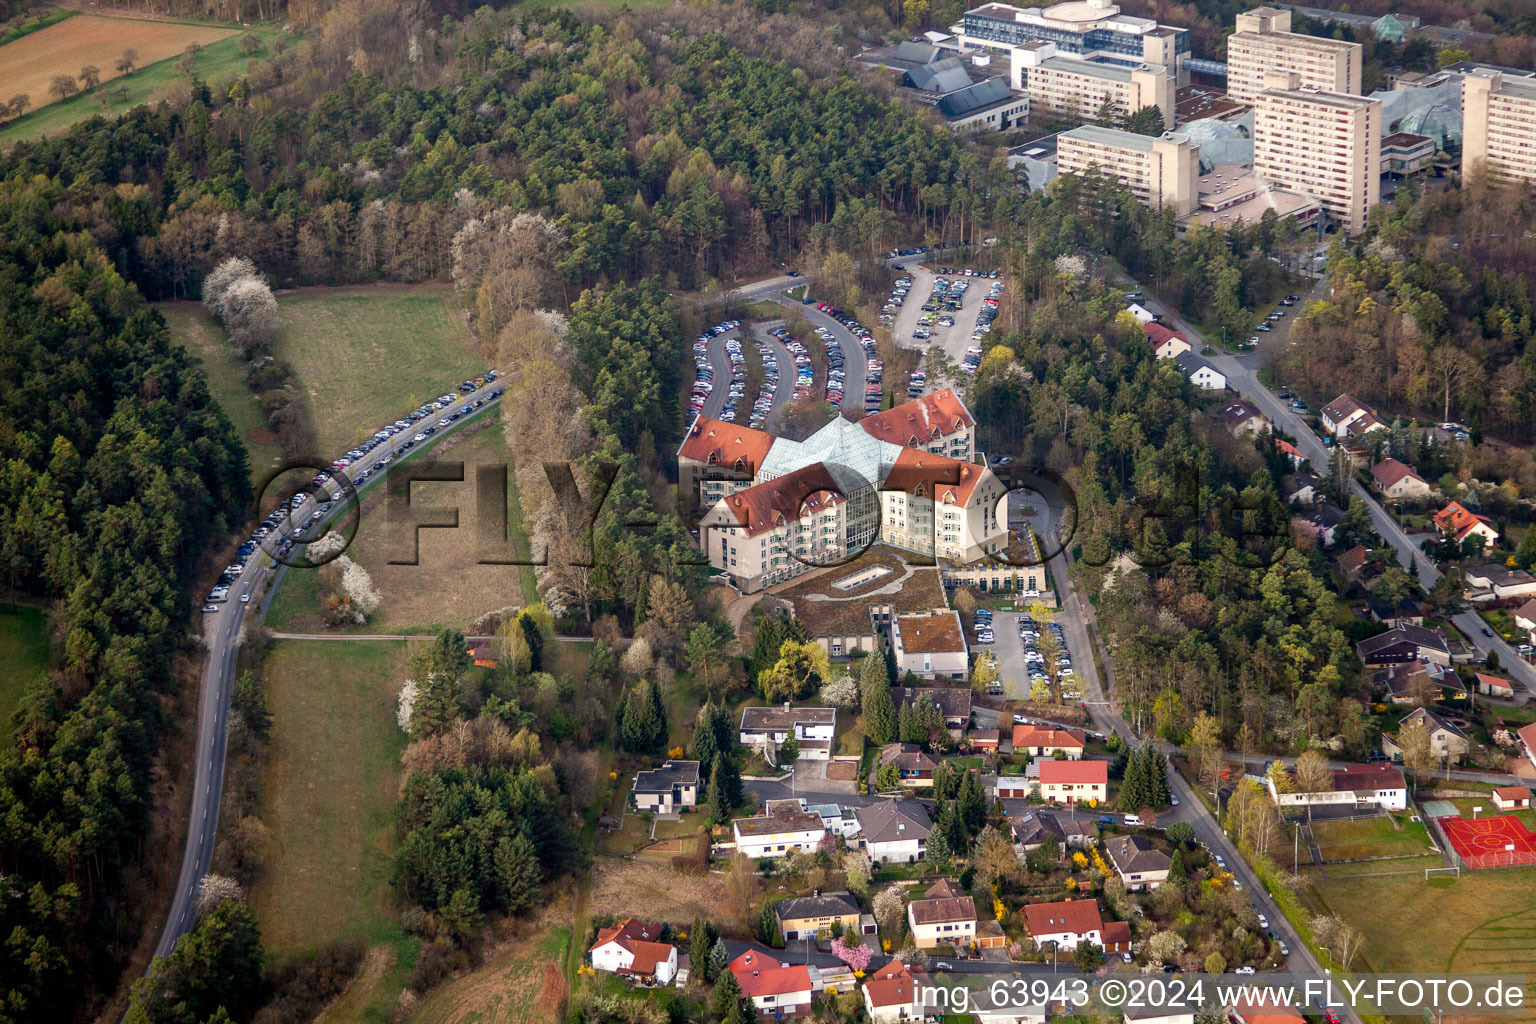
(1235, 966, 1256, 975)
(1257, 915, 1269, 928)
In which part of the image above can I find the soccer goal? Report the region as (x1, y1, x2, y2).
(1425, 865, 1461, 880)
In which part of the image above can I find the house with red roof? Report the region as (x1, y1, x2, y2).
(863, 960, 930, 1024)
(1519, 722, 1536, 772)
(1493, 785, 1531, 811)
(1012, 725, 1086, 759)
(1038, 759, 1107, 804)
(907, 878, 978, 948)
(1370, 458, 1430, 500)
(1021, 898, 1105, 950)
(1433, 501, 1499, 552)
(1144, 321, 1191, 360)
(589, 918, 678, 985)
(728, 949, 813, 1016)
(1475, 673, 1515, 698)
(1275, 438, 1306, 468)
(1230, 991, 1306, 1024)
(1266, 763, 1407, 811)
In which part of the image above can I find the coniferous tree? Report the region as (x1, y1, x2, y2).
(231, 670, 271, 742)
(494, 832, 542, 915)
(957, 769, 987, 837)
(707, 936, 728, 982)
(708, 753, 733, 824)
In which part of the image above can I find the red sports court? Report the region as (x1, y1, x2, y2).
(1437, 813, 1536, 868)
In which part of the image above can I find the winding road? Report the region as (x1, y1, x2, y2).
(153, 383, 504, 960)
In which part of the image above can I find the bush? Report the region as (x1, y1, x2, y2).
(255, 942, 367, 1024)
(408, 938, 473, 993)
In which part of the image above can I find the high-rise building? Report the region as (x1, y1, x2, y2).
(1226, 7, 1361, 105)
(1253, 72, 1380, 234)
(1462, 68, 1536, 184)
(1057, 124, 1200, 215)
(960, 0, 1190, 85)
(1012, 43, 1174, 129)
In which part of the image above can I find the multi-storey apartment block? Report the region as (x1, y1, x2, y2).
(1013, 43, 1174, 129)
(1253, 71, 1380, 234)
(1462, 68, 1536, 184)
(682, 392, 1009, 594)
(1057, 124, 1199, 214)
(960, 0, 1190, 85)
(1226, 7, 1361, 105)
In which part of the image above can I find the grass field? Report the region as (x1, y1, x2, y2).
(264, 420, 537, 633)
(0, 14, 235, 127)
(0, 606, 49, 737)
(0, 6, 74, 46)
(406, 925, 569, 1024)
(1311, 814, 1436, 861)
(248, 638, 413, 957)
(1304, 863, 1536, 1017)
(270, 286, 485, 458)
(160, 302, 284, 487)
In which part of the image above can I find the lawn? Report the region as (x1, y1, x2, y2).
(247, 638, 414, 957)
(160, 302, 284, 488)
(0, 18, 294, 147)
(1310, 813, 1436, 861)
(0, 606, 49, 737)
(263, 419, 536, 634)
(267, 285, 486, 458)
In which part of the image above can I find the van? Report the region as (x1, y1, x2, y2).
(1123, 814, 1142, 826)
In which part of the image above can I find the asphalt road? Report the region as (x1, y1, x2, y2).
(746, 320, 799, 426)
(1120, 272, 1536, 698)
(699, 331, 743, 421)
(153, 381, 504, 961)
(765, 295, 872, 414)
(889, 263, 991, 382)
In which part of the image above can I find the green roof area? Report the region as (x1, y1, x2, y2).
(778, 549, 947, 638)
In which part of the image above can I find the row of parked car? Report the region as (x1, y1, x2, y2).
(973, 278, 1003, 344)
(879, 275, 912, 326)
(206, 372, 502, 609)
(749, 342, 780, 429)
(816, 327, 845, 405)
(810, 301, 882, 413)
(687, 320, 742, 423)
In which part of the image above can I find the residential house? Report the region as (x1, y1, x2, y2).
(907, 880, 978, 948)
(732, 804, 828, 859)
(774, 892, 863, 942)
(1374, 659, 1454, 704)
(1357, 624, 1451, 667)
(1020, 898, 1104, 950)
(1493, 785, 1532, 810)
(1371, 458, 1430, 499)
(589, 919, 679, 985)
(1294, 503, 1344, 546)
(1475, 673, 1515, 698)
(968, 728, 1001, 751)
(1103, 835, 1172, 891)
(1320, 394, 1379, 438)
(740, 705, 837, 761)
(1172, 351, 1227, 390)
(1381, 707, 1469, 761)
(1011, 725, 1086, 759)
(1519, 722, 1536, 772)
(1434, 501, 1499, 552)
(1464, 564, 1536, 600)
(1038, 759, 1108, 804)
(1008, 811, 1067, 857)
(1285, 472, 1322, 507)
(1230, 991, 1306, 1024)
(892, 612, 969, 679)
(1515, 598, 1536, 639)
(863, 960, 931, 1024)
(1366, 594, 1424, 626)
(728, 950, 814, 1017)
(1216, 399, 1271, 437)
(1266, 763, 1408, 811)
(893, 685, 973, 733)
(1145, 321, 1192, 360)
(1057, 816, 1097, 848)
(1337, 544, 1368, 580)
(880, 743, 940, 787)
(1276, 438, 1306, 468)
(467, 639, 499, 668)
(857, 801, 931, 863)
(631, 760, 700, 813)
(807, 803, 862, 840)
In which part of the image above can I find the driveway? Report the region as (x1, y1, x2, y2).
(768, 295, 870, 415)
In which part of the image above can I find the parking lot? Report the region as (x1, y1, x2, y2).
(786, 296, 875, 415)
(970, 609, 1080, 702)
(887, 263, 998, 380)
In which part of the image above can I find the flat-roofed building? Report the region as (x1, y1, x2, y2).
(960, 0, 1191, 85)
(1057, 124, 1199, 214)
(1253, 72, 1380, 234)
(1227, 7, 1360, 104)
(1015, 46, 1174, 129)
(1179, 163, 1321, 234)
(1462, 68, 1536, 184)
(1381, 132, 1435, 176)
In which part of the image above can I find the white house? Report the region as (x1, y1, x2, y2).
(1266, 763, 1408, 811)
(1103, 835, 1172, 891)
(739, 705, 837, 761)
(1320, 394, 1377, 438)
(1370, 458, 1430, 500)
(589, 918, 678, 985)
(891, 611, 968, 679)
(729, 950, 813, 1016)
(857, 801, 931, 863)
(907, 879, 977, 948)
(863, 961, 930, 1024)
(631, 760, 699, 813)
(1020, 898, 1104, 950)
(732, 802, 828, 859)
(1038, 759, 1108, 804)
(1173, 352, 1227, 390)
(1464, 564, 1536, 600)
(1011, 725, 1085, 759)
(1515, 598, 1536, 639)
(1126, 302, 1156, 324)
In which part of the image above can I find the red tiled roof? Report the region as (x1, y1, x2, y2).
(908, 895, 977, 925)
(1434, 501, 1494, 542)
(1338, 545, 1367, 573)
(865, 974, 921, 1010)
(1021, 898, 1102, 937)
(1331, 763, 1405, 793)
(884, 448, 988, 505)
(1519, 722, 1536, 753)
(1144, 321, 1187, 349)
(678, 416, 776, 472)
(1494, 785, 1531, 801)
(1101, 919, 1132, 950)
(859, 389, 974, 446)
(1233, 991, 1307, 1024)
(1012, 725, 1086, 750)
(590, 918, 672, 976)
(1476, 673, 1513, 693)
(732, 960, 811, 999)
(626, 939, 674, 976)
(1276, 439, 1303, 461)
(719, 463, 846, 538)
(1039, 759, 1107, 785)
(1371, 458, 1423, 489)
